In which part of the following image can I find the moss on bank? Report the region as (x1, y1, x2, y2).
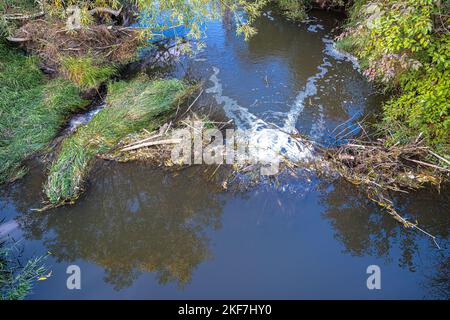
(45, 77, 193, 204)
(0, 43, 88, 184)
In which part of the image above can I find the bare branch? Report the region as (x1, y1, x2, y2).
(6, 36, 30, 42)
(89, 6, 123, 17)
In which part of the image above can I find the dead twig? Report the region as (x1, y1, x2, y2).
(120, 138, 181, 152)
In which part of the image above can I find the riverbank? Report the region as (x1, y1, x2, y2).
(0, 42, 89, 184)
(45, 77, 196, 205)
(0, 1, 448, 300)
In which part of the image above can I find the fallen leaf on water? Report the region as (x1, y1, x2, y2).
(37, 270, 53, 281)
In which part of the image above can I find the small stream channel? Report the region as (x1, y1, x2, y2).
(0, 9, 448, 299)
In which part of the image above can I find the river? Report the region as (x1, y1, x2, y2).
(0, 10, 448, 299)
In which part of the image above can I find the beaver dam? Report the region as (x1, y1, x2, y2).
(1, 8, 448, 300)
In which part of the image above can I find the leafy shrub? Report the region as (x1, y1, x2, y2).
(276, 0, 307, 21)
(337, 0, 449, 153)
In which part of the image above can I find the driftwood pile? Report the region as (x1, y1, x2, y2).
(8, 19, 139, 72)
(99, 110, 449, 246)
(323, 132, 449, 247)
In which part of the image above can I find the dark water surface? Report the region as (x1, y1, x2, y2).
(1, 10, 448, 299)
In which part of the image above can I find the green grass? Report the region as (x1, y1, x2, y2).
(0, 240, 47, 300)
(61, 56, 117, 90)
(0, 42, 89, 184)
(45, 77, 193, 204)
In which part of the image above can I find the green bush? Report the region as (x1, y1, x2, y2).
(276, 0, 307, 21)
(337, 0, 449, 154)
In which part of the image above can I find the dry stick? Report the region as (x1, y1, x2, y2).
(405, 158, 450, 172)
(338, 125, 362, 140)
(209, 164, 223, 180)
(218, 119, 233, 130)
(345, 143, 367, 149)
(266, 122, 323, 149)
(428, 150, 450, 166)
(178, 90, 204, 117)
(4, 12, 45, 20)
(367, 191, 441, 249)
(121, 131, 163, 149)
(357, 121, 371, 142)
(121, 122, 173, 149)
(331, 112, 359, 134)
(388, 204, 441, 249)
(334, 114, 370, 140)
(6, 37, 31, 42)
(120, 139, 181, 152)
(180, 120, 202, 134)
(415, 132, 424, 143)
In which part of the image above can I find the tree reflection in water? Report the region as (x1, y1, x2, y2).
(3, 161, 448, 298)
(16, 163, 228, 290)
(319, 178, 449, 298)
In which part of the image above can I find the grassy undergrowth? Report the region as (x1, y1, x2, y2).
(45, 77, 193, 204)
(0, 42, 88, 184)
(61, 56, 117, 90)
(0, 240, 47, 300)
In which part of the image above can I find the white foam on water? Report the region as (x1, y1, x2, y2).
(206, 67, 265, 130)
(206, 67, 313, 164)
(283, 38, 361, 137)
(283, 60, 330, 132)
(205, 37, 361, 167)
(307, 24, 324, 33)
(68, 104, 105, 132)
(323, 38, 360, 71)
(309, 104, 326, 140)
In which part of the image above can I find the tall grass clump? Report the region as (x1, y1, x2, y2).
(0, 240, 47, 300)
(0, 42, 88, 184)
(45, 77, 192, 204)
(61, 56, 117, 90)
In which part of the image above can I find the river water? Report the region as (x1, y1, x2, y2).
(0, 10, 448, 299)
